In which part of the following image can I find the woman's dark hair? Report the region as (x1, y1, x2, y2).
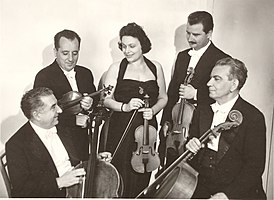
(118, 22, 151, 54)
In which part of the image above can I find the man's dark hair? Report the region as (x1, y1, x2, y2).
(54, 29, 81, 49)
(215, 57, 248, 90)
(21, 87, 53, 119)
(188, 11, 214, 34)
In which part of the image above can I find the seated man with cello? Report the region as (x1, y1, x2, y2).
(186, 57, 266, 199)
(6, 87, 86, 197)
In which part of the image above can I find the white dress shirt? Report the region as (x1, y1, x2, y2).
(61, 68, 79, 92)
(30, 121, 73, 176)
(208, 95, 239, 151)
(188, 41, 211, 70)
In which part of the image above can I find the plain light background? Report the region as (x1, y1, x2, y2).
(0, 0, 273, 198)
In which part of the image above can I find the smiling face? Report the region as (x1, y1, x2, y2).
(34, 94, 62, 129)
(54, 37, 80, 72)
(207, 65, 239, 104)
(121, 36, 143, 63)
(186, 22, 211, 50)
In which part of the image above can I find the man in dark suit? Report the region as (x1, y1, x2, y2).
(159, 11, 230, 166)
(34, 29, 97, 161)
(186, 57, 266, 199)
(6, 87, 85, 197)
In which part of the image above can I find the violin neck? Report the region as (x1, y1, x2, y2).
(143, 119, 149, 145)
(177, 98, 187, 125)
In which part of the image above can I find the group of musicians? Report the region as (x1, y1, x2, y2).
(5, 11, 266, 199)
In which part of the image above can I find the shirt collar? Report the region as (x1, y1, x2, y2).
(30, 121, 57, 140)
(211, 95, 239, 114)
(188, 41, 211, 56)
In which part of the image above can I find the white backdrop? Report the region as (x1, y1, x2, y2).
(1, 0, 273, 198)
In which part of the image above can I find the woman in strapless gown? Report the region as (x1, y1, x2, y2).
(103, 22, 167, 198)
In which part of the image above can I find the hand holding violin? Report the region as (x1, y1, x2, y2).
(80, 93, 93, 111)
(179, 84, 196, 99)
(122, 98, 144, 112)
(139, 107, 154, 120)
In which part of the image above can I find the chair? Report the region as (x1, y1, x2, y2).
(0, 149, 11, 197)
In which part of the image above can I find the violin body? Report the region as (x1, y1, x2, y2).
(58, 91, 83, 115)
(66, 160, 123, 198)
(165, 68, 195, 155)
(58, 85, 114, 115)
(131, 94, 160, 173)
(166, 101, 195, 154)
(131, 124, 160, 173)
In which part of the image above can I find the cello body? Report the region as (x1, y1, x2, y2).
(136, 110, 243, 199)
(65, 86, 123, 198)
(66, 160, 123, 198)
(149, 161, 198, 198)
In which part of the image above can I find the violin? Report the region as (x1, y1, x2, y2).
(58, 85, 113, 115)
(136, 110, 243, 198)
(166, 68, 195, 155)
(131, 94, 160, 173)
(66, 89, 123, 198)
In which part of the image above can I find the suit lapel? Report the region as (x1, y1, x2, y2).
(52, 60, 73, 93)
(57, 125, 80, 165)
(199, 105, 213, 136)
(216, 97, 243, 163)
(26, 122, 58, 175)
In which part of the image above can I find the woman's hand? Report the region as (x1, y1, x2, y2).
(139, 107, 154, 120)
(123, 98, 144, 112)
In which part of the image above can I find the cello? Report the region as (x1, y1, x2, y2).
(136, 110, 243, 198)
(131, 94, 160, 173)
(166, 67, 195, 155)
(66, 87, 123, 198)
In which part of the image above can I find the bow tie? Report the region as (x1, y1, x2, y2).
(64, 70, 76, 79)
(188, 49, 199, 57)
(44, 126, 57, 139)
(211, 103, 226, 114)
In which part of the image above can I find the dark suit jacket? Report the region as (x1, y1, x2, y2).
(33, 60, 97, 160)
(189, 97, 266, 199)
(6, 122, 80, 197)
(160, 42, 230, 125)
(34, 60, 96, 101)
